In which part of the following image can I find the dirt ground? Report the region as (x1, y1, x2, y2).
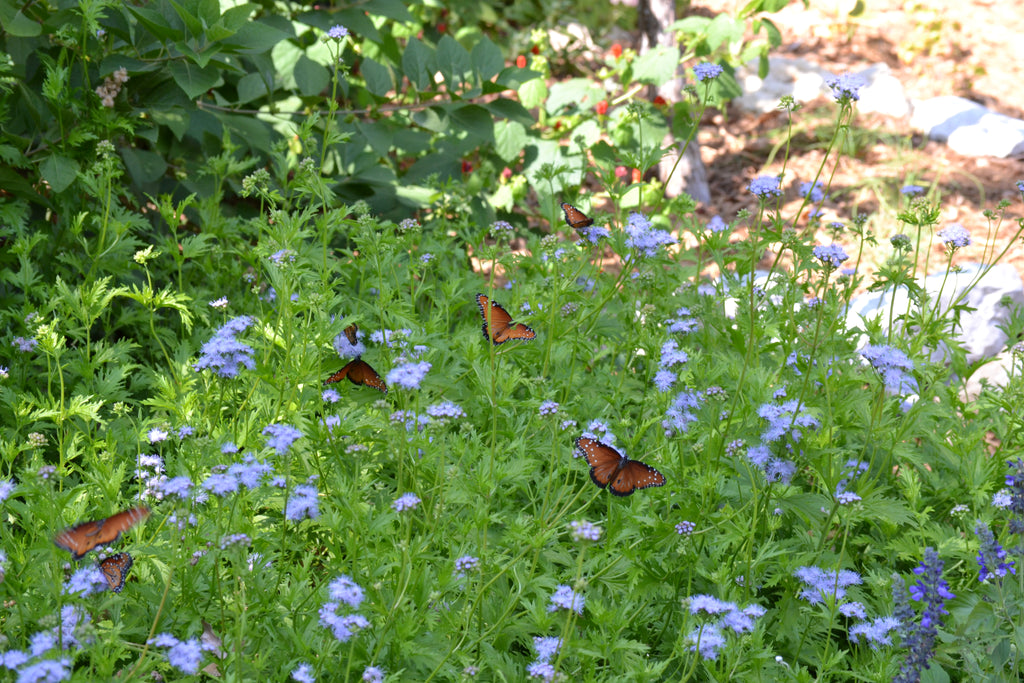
(693, 0, 1024, 277)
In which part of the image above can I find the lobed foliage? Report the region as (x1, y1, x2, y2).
(3, 0, 1024, 682)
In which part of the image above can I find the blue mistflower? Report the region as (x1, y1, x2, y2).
(386, 360, 431, 389)
(362, 666, 385, 683)
(327, 25, 349, 40)
(706, 214, 728, 233)
(624, 212, 676, 257)
(794, 565, 862, 604)
(425, 401, 465, 419)
(548, 584, 584, 614)
(748, 175, 783, 198)
(826, 73, 865, 102)
(813, 244, 849, 269)
(538, 400, 560, 416)
(328, 575, 365, 609)
(901, 184, 924, 195)
(860, 344, 917, 394)
(693, 62, 723, 82)
(849, 616, 900, 649)
(653, 369, 676, 392)
(263, 423, 303, 455)
(569, 520, 601, 542)
(286, 483, 320, 521)
(393, 492, 421, 512)
(292, 663, 316, 683)
(194, 316, 255, 378)
(800, 180, 825, 202)
(937, 223, 971, 249)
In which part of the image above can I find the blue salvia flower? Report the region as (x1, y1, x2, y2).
(893, 548, 955, 683)
(1006, 458, 1024, 545)
(975, 522, 1015, 581)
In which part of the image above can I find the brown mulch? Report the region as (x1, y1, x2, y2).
(692, 0, 1024, 278)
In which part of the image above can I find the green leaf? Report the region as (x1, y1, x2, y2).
(236, 72, 269, 104)
(294, 55, 329, 97)
(120, 148, 167, 184)
(450, 104, 494, 143)
(168, 61, 221, 99)
(437, 35, 472, 92)
(631, 45, 680, 86)
(361, 57, 393, 97)
(0, 3, 42, 37)
(704, 13, 744, 51)
(517, 78, 548, 110)
(40, 154, 79, 193)
(470, 35, 503, 82)
(402, 37, 434, 91)
(149, 106, 190, 140)
(494, 120, 528, 163)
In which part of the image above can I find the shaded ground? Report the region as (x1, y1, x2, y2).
(694, 0, 1024, 276)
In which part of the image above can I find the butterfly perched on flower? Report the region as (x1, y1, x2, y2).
(574, 436, 665, 496)
(475, 294, 536, 345)
(54, 506, 150, 560)
(325, 323, 387, 393)
(99, 552, 134, 593)
(560, 202, 594, 230)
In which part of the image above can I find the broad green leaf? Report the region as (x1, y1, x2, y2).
(236, 72, 269, 104)
(361, 57, 393, 97)
(40, 154, 79, 193)
(120, 148, 167, 184)
(631, 45, 680, 86)
(437, 35, 472, 92)
(470, 35, 503, 82)
(450, 104, 493, 142)
(294, 55, 329, 97)
(402, 37, 433, 91)
(0, 4, 42, 36)
(168, 61, 221, 99)
(494, 120, 528, 163)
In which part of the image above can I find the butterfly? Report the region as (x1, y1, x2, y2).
(574, 436, 666, 496)
(99, 552, 134, 593)
(54, 506, 151, 560)
(560, 202, 594, 230)
(324, 359, 387, 393)
(475, 294, 536, 345)
(342, 324, 359, 346)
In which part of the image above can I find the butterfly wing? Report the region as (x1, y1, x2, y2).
(99, 552, 134, 592)
(55, 506, 151, 560)
(560, 202, 594, 230)
(476, 294, 536, 345)
(575, 437, 624, 489)
(324, 359, 387, 393)
(609, 459, 666, 496)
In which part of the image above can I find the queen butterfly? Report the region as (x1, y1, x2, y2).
(324, 359, 387, 393)
(343, 324, 359, 346)
(99, 552, 134, 593)
(475, 294, 536, 345)
(560, 202, 594, 230)
(574, 436, 666, 496)
(54, 506, 150, 560)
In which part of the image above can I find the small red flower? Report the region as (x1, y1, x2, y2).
(437, 22, 447, 33)
(595, 100, 609, 116)
(501, 167, 513, 180)
(462, 160, 473, 174)
(653, 95, 667, 106)
(614, 166, 628, 179)
(611, 43, 622, 59)
(531, 45, 540, 55)
(516, 55, 527, 69)
(631, 168, 643, 183)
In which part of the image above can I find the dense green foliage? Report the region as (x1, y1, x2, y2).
(4, 0, 1024, 681)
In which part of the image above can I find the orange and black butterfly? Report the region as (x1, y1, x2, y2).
(342, 324, 358, 346)
(324, 359, 387, 393)
(54, 506, 150, 560)
(99, 552, 134, 593)
(561, 202, 594, 230)
(574, 436, 666, 496)
(475, 294, 536, 345)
